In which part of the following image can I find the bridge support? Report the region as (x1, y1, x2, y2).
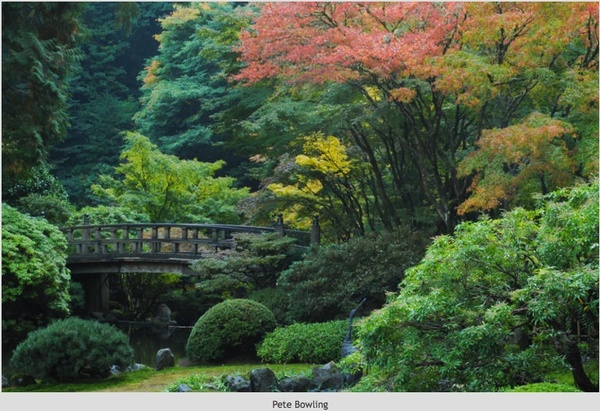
(77, 273, 110, 314)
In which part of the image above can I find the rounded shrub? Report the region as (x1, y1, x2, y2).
(257, 320, 347, 364)
(186, 299, 277, 364)
(9, 317, 134, 382)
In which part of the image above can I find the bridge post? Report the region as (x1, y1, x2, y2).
(94, 226, 101, 253)
(311, 214, 321, 245)
(152, 226, 159, 253)
(192, 227, 199, 254)
(79, 273, 110, 314)
(135, 226, 143, 253)
(276, 214, 285, 237)
(80, 214, 92, 255)
(106, 227, 116, 253)
(179, 226, 187, 253)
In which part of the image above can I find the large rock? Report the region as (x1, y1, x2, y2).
(155, 348, 175, 370)
(279, 375, 315, 392)
(226, 374, 251, 392)
(223, 361, 362, 393)
(250, 368, 279, 392)
(312, 362, 343, 391)
(10, 374, 36, 387)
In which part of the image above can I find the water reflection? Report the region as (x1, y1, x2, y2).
(119, 324, 192, 367)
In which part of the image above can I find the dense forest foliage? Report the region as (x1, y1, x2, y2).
(4, 2, 597, 235)
(2, 2, 598, 392)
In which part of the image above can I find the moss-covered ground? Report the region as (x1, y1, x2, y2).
(4, 360, 597, 392)
(2, 363, 314, 392)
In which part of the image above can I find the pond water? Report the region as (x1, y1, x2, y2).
(119, 324, 192, 367)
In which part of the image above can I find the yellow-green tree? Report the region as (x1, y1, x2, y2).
(267, 133, 374, 240)
(92, 132, 249, 223)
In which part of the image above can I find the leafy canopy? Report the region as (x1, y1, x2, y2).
(135, 2, 250, 162)
(267, 132, 373, 237)
(92, 132, 249, 223)
(234, 2, 598, 232)
(50, 2, 174, 206)
(357, 179, 599, 392)
(458, 113, 578, 214)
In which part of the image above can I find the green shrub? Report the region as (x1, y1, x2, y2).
(191, 232, 302, 301)
(357, 181, 599, 392)
(504, 383, 581, 392)
(257, 320, 347, 364)
(17, 193, 73, 225)
(278, 227, 430, 323)
(186, 299, 277, 364)
(9, 317, 134, 382)
(2, 203, 71, 347)
(65, 205, 151, 226)
(248, 287, 290, 325)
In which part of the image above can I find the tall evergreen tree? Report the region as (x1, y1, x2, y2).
(134, 2, 252, 164)
(2, 2, 85, 196)
(50, 2, 173, 206)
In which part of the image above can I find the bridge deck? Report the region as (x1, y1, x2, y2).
(62, 220, 319, 275)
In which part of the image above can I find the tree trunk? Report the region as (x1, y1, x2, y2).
(554, 331, 598, 392)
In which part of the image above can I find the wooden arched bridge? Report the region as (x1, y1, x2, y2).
(61, 216, 320, 313)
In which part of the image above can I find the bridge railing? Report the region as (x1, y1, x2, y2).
(61, 218, 318, 260)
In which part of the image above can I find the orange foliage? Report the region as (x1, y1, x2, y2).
(234, 2, 464, 84)
(235, 3, 597, 86)
(457, 113, 578, 215)
(233, 2, 598, 219)
(142, 59, 161, 86)
(388, 87, 417, 104)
